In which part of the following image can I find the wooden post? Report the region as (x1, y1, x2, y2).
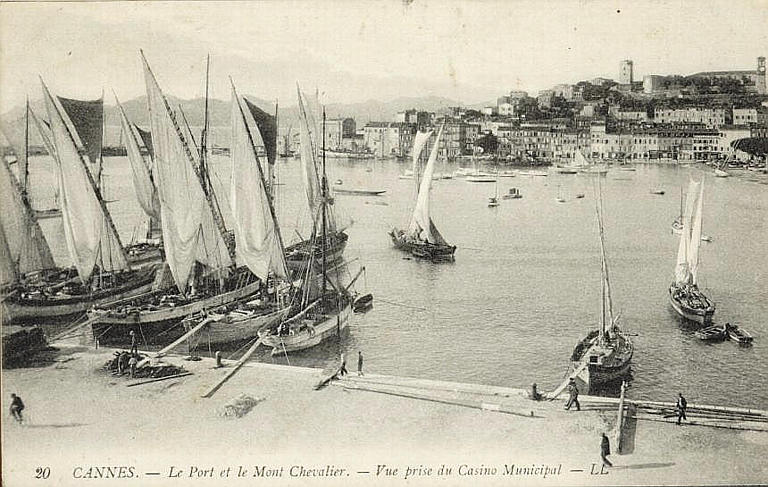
(615, 381, 627, 454)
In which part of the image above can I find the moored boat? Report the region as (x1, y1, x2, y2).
(570, 177, 633, 392)
(390, 125, 456, 262)
(669, 179, 715, 325)
(695, 323, 727, 341)
(726, 324, 754, 344)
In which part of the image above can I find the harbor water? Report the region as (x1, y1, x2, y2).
(26, 154, 768, 409)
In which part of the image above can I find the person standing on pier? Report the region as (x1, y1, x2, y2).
(129, 330, 138, 355)
(357, 351, 364, 376)
(565, 378, 580, 411)
(600, 433, 613, 467)
(129, 354, 138, 378)
(10, 393, 25, 423)
(676, 393, 688, 425)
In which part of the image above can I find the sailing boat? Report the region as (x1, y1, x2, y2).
(713, 158, 730, 178)
(3, 82, 159, 323)
(259, 107, 360, 355)
(390, 126, 456, 261)
(668, 179, 715, 325)
(181, 82, 295, 347)
(284, 86, 348, 273)
(88, 53, 262, 343)
(570, 177, 634, 391)
(577, 150, 609, 175)
(488, 172, 500, 207)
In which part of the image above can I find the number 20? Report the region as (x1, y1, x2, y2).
(35, 467, 50, 479)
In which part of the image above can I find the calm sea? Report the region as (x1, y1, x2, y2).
(26, 154, 768, 409)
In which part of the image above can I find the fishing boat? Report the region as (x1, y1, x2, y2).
(466, 174, 497, 183)
(180, 82, 302, 348)
(498, 170, 517, 178)
(258, 106, 361, 356)
(502, 187, 522, 200)
(3, 84, 161, 324)
(284, 86, 348, 273)
(570, 178, 634, 392)
(650, 189, 665, 195)
(352, 293, 373, 313)
(517, 170, 548, 177)
(695, 323, 727, 341)
(575, 193, 585, 199)
(89, 54, 260, 342)
(726, 324, 753, 344)
(390, 126, 456, 262)
(576, 151, 609, 175)
(669, 179, 715, 325)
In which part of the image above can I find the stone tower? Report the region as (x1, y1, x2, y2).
(619, 60, 634, 84)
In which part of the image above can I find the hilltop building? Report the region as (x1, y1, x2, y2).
(619, 60, 634, 84)
(687, 56, 766, 95)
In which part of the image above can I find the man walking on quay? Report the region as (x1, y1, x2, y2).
(10, 393, 25, 423)
(600, 433, 613, 467)
(338, 353, 348, 377)
(676, 392, 688, 425)
(565, 378, 580, 411)
(129, 330, 138, 355)
(357, 351, 364, 376)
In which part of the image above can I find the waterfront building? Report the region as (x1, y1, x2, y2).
(363, 122, 415, 158)
(322, 118, 355, 150)
(619, 60, 634, 84)
(654, 107, 728, 129)
(718, 125, 752, 160)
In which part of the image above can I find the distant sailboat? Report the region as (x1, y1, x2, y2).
(669, 179, 715, 325)
(390, 126, 456, 261)
(488, 172, 500, 207)
(570, 177, 633, 392)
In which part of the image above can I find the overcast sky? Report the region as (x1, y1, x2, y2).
(1, 0, 767, 114)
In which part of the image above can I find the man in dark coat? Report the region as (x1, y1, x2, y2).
(129, 330, 138, 355)
(601, 433, 612, 466)
(565, 378, 580, 411)
(676, 393, 688, 425)
(10, 393, 25, 423)
(357, 351, 364, 376)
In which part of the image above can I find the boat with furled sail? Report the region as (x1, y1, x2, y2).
(88, 53, 263, 344)
(258, 103, 361, 356)
(669, 179, 715, 325)
(2, 82, 159, 324)
(389, 125, 456, 262)
(570, 177, 633, 392)
(284, 86, 348, 273)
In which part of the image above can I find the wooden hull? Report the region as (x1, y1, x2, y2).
(389, 231, 456, 262)
(2, 267, 158, 324)
(261, 303, 352, 355)
(185, 306, 291, 346)
(571, 330, 633, 392)
(89, 279, 263, 329)
(727, 326, 753, 344)
(668, 284, 715, 325)
(285, 231, 348, 272)
(695, 324, 727, 341)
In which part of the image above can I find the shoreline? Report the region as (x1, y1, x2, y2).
(2, 343, 767, 486)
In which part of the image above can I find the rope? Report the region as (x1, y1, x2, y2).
(226, 336, 259, 360)
(280, 339, 291, 366)
(375, 297, 427, 311)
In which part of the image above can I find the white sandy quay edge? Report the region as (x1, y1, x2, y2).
(1, 343, 767, 487)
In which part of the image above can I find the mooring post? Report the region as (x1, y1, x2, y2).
(215, 351, 222, 368)
(616, 380, 627, 454)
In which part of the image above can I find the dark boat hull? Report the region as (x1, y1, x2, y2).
(668, 284, 715, 325)
(2, 266, 158, 324)
(389, 231, 456, 262)
(285, 231, 348, 272)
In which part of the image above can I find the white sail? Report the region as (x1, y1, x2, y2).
(28, 107, 57, 161)
(142, 54, 232, 292)
(0, 156, 55, 278)
(408, 125, 444, 242)
(0, 223, 19, 286)
(117, 99, 161, 221)
(688, 180, 705, 284)
(674, 180, 702, 285)
(230, 86, 287, 280)
(411, 130, 432, 190)
(574, 150, 589, 167)
(42, 82, 127, 281)
(296, 86, 322, 217)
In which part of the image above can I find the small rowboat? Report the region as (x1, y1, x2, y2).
(352, 293, 373, 313)
(695, 323, 727, 341)
(333, 188, 386, 196)
(650, 189, 665, 195)
(726, 324, 754, 344)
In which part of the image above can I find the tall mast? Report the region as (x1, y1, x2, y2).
(271, 98, 278, 201)
(321, 108, 328, 298)
(200, 53, 211, 195)
(23, 97, 29, 199)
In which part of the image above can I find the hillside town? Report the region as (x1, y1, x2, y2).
(311, 57, 768, 165)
